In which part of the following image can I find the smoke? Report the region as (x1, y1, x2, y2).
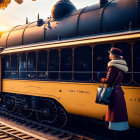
(0, 0, 36, 9)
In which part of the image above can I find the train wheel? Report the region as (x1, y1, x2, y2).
(36, 99, 57, 124)
(5, 96, 16, 112)
(54, 106, 68, 128)
(18, 100, 33, 118)
(18, 104, 33, 118)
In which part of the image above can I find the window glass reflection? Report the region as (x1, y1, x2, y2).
(19, 53, 26, 79)
(11, 54, 18, 79)
(27, 52, 36, 79)
(3, 55, 10, 78)
(74, 46, 92, 81)
(38, 50, 47, 80)
(49, 50, 59, 80)
(61, 48, 72, 80)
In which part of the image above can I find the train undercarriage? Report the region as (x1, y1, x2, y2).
(0, 93, 68, 128)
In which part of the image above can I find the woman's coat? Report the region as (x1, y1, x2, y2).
(103, 60, 129, 122)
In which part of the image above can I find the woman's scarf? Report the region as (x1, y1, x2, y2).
(108, 60, 128, 73)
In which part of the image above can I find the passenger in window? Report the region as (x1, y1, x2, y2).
(100, 48, 129, 140)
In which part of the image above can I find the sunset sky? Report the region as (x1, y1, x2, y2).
(0, 0, 99, 32)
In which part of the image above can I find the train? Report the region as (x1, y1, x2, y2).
(0, 0, 140, 128)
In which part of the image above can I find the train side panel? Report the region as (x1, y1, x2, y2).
(122, 86, 140, 127)
(2, 79, 140, 128)
(2, 79, 107, 119)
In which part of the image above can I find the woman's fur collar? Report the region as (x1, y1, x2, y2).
(108, 60, 128, 73)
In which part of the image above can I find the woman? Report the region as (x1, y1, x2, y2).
(100, 47, 129, 139)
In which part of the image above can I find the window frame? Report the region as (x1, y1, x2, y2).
(1, 38, 139, 87)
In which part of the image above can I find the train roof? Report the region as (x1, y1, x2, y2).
(0, 0, 140, 48)
(1, 29, 140, 54)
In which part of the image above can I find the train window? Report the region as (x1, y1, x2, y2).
(19, 53, 26, 79)
(133, 41, 140, 85)
(114, 42, 131, 84)
(11, 54, 18, 79)
(61, 48, 72, 80)
(27, 52, 37, 79)
(93, 44, 111, 82)
(74, 46, 92, 81)
(37, 50, 47, 80)
(3, 55, 10, 79)
(49, 50, 59, 80)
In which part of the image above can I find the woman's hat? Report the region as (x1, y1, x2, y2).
(108, 47, 122, 56)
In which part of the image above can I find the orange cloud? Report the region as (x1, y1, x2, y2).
(14, 0, 23, 4)
(0, 0, 11, 9)
(0, 0, 37, 9)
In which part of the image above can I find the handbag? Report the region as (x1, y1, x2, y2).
(95, 72, 120, 105)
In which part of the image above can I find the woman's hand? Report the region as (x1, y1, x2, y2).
(100, 78, 105, 83)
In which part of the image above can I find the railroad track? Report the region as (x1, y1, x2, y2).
(0, 109, 139, 140)
(0, 108, 95, 140)
(1, 107, 139, 140)
(0, 122, 40, 140)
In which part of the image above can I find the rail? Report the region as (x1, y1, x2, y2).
(0, 108, 95, 140)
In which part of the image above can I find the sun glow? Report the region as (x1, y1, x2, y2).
(0, 26, 8, 32)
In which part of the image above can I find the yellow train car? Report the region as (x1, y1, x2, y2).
(0, 30, 140, 128)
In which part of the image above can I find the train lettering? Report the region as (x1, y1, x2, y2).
(68, 89, 90, 94)
(130, 98, 140, 102)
